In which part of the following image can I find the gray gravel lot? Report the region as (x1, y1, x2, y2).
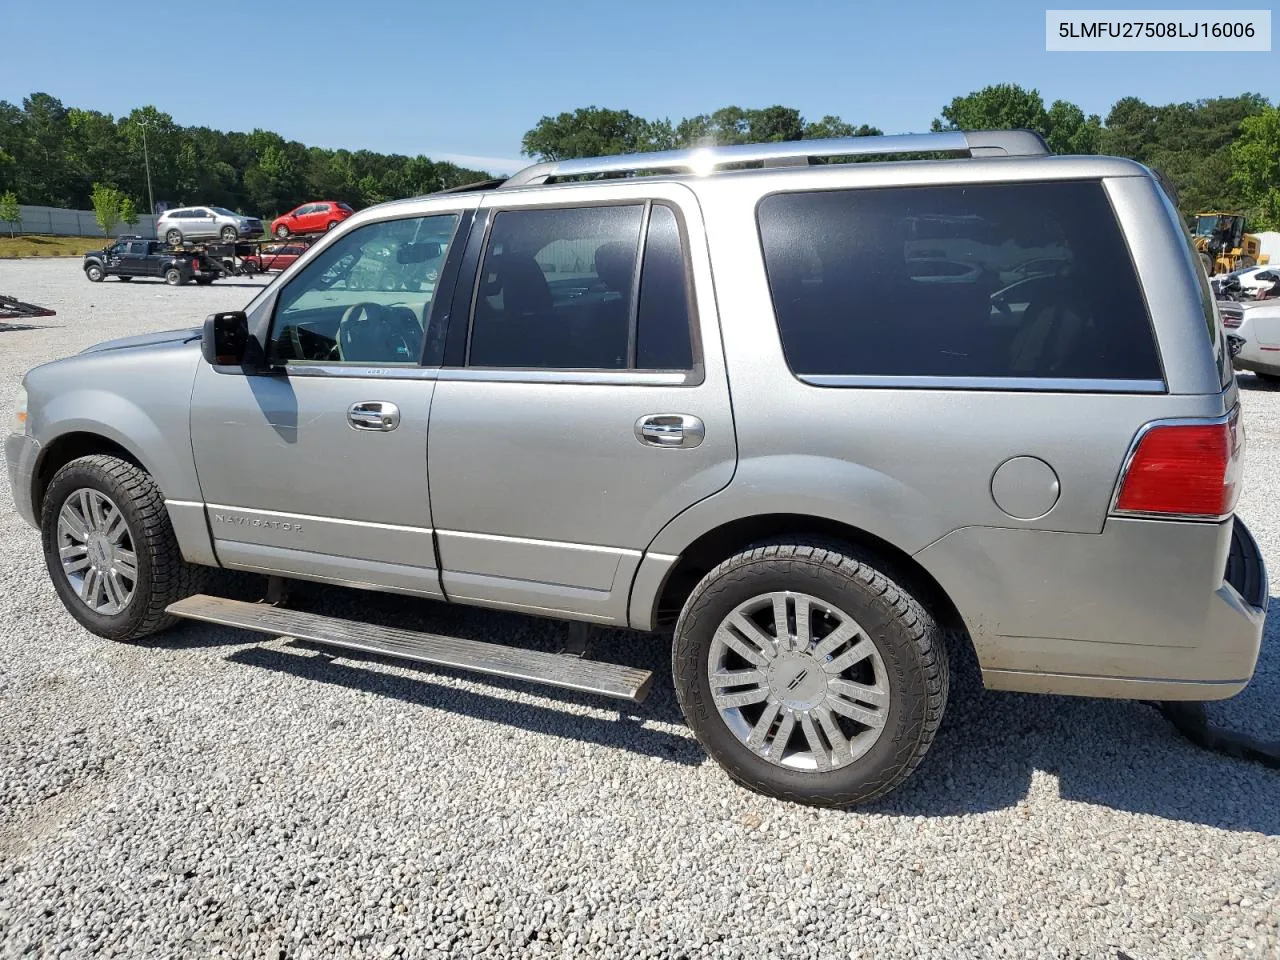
(1, 257, 1277, 959)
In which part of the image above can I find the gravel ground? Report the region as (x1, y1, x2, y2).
(1, 258, 1277, 959)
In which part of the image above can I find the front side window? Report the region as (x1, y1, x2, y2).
(269, 212, 459, 365)
(468, 203, 695, 371)
(758, 181, 1162, 383)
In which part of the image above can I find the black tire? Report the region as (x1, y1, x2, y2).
(275, 224, 290, 239)
(326, 220, 338, 231)
(165, 229, 182, 246)
(672, 540, 948, 807)
(85, 264, 104, 282)
(220, 226, 238, 243)
(40, 455, 207, 641)
(164, 268, 183, 286)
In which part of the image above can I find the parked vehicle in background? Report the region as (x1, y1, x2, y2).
(242, 243, 309, 273)
(271, 201, 354, 238)
(1212, 265, 1278, 301)
(1226, 301, 1280, 383)
(157, 207, 264, 246)
(8, 131, 1267, 808)
(82, 236, 215, 285)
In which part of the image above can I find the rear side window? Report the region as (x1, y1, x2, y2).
(468, 203, 695, 371)
(757, 181, 1162, 384)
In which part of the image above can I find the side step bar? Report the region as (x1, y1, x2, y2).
(166, 594, 654, 702)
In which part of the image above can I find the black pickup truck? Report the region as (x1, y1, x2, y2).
(83, 236, 216, 285)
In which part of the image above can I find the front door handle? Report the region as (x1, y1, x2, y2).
(635, 414, 705, 449)
(348, 401, 400, 432)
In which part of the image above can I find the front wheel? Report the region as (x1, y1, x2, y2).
(85, 264, 104, 282)
(672, 541, 948, 807)
(326, 220, 338, 231)
(40, 455, 208, 641)
(275, 224, 290, 239)
(220, 226, 238, 243)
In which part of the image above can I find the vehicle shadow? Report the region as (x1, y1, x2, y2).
(162, 582, 1278, 830)
(871, 603, 1280, 834)
(1235, 373, 1279, 392)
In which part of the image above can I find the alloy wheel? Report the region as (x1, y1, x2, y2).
(56, 488, 138, 615)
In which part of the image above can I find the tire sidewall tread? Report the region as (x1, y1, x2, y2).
(672, 539, 948, 808)
(40, 455, 206, 641)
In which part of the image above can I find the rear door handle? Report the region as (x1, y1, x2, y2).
(635, 414, 704, 449)
(348, 401, 400, 432)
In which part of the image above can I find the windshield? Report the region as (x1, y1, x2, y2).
(1195, 215, 1220, 238)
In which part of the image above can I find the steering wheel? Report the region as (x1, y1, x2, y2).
(338, 301, 417, 363)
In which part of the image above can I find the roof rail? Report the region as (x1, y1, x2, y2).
(501, 130, 1050, 188)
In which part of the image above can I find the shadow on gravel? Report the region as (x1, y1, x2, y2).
(161, 581, 1278, 830)
(872, 605, 1280, 835)
(1235, 373, 1279, 392)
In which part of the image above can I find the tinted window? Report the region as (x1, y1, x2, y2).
(468, 205, 644, 369)
(758, 181, 1161, 382)
(636, 203, 694, 370)
(270, 213, 458, 365)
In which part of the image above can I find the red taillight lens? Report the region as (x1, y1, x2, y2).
(1114, 413, 1242, 519)
(1221, 312, 1243, 329)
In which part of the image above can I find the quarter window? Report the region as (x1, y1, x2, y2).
(757, 181, 1162, 383)
(468, 203, 696, 371)
(269, 213, 459, 365)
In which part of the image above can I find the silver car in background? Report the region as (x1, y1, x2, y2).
(6, 130, 1269, 807)
(156, 206, 263, 245)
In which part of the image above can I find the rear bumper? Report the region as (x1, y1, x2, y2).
(916, 516, 1268, 701)
(5, 431, 41, 529)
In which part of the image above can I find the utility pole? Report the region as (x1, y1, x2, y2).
(136, 116, 155, 217)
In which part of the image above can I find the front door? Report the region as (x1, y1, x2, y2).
(189, 205, 471, 595)
(426, 186, 736, 624)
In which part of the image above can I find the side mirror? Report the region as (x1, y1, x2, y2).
(201, 311, 250, 366)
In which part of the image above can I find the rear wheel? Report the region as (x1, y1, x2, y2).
(672, 540, 948, 807)
(85, 264, 104, 282)
(164, 267, 184, 286)
(40, 455, 207, 641)
(165, 229, 182, 246)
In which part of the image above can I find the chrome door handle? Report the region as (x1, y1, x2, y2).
(347, 401, 400, 431)
(635, 414, 705, 449)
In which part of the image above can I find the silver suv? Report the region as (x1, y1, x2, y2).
(156, 206, 264, 245)
(7, 131, 1268, 806)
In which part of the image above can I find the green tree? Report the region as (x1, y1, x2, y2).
(932, 84, 1047, 134)
(0, 189, 20, 236)
(1044, 100, 1102, 154)
(91, 182, 123, 237)
(119, 196, 138, 229)
(1231, 106, 1280, 228)
(802, 116, 883, 139)
(521, 107, 666, 160)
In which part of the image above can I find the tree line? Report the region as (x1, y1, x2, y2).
(0, 93, 490, 219)
(2, 85, 1280, 229)
(520, 85, 1280, 229)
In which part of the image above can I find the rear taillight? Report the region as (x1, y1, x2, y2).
(1221, 311, 1243, 329)
(1112, 411, 1242, 520)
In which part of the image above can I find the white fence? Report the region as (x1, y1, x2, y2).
(11, 204, 158, 239)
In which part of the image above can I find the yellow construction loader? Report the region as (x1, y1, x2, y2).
(1192, 213, 1270, 275)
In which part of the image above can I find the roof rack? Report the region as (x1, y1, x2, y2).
(502, 130, 1050, 188)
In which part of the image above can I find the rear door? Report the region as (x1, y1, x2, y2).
(425, 183, 736, 624)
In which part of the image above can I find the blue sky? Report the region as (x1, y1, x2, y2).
(5, 0, 1278, 173)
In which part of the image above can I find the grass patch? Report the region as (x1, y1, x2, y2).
(0, 235, 109, 258)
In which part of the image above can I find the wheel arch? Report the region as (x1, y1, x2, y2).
(635, 512, 965, 639)
(33, 431, 150, 518)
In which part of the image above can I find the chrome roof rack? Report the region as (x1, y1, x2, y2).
(501, 130, 1050, 188)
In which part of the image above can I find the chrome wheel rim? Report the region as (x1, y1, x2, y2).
(707, 591, 890, 772)
(57, 489, 138, 615)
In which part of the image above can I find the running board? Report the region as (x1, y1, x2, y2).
(166, 594, 654, 702)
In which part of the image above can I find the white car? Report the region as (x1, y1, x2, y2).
(1212, 264, 1278, 300)
(1226, 299, 1280, 382)
(156, 206, 264, 246)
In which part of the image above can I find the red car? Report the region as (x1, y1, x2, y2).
(242, 243, 308, 273)
(271, 201, 354, 238)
